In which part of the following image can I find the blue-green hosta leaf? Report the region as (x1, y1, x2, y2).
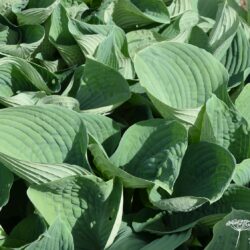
(89, 143, 152, 188)
(0, 57, 57, 96)
(161, 10, 200, 43)
(0, 166, 13, 211)
(49, 4, 84, 66)
(111, 119, 188, 193)
(94, 27, 134, 79)
(221, 23, 250, 87)
(235, 84, 250, 124)
(26, 218, 74, 250)
(0, 105, 88, 167)
(68, 20, 115, 56)
(0, 152, 88, 185)
(112, 0, 170, 29)
(206, 209, 250, 250)
(196, 0, 218, 19)
(141, 229, 191, 250)
(80, 113, 121, 155)
(200, 95, 250, 162)
(233, 159, 250, 186)
(134, 42, 229, 124)
(75, 58, 130, 113)
(0, 16, 45, 59)
(149, 142, 235, 212)
(28, 176, 123, 250)
(13, 0, 60, 25)
(208, 2, 239, 61)
(133, 185, 250, 234)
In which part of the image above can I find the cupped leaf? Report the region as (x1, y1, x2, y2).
(26, 218, 74, 250)
(75, 58, 131, 112)
(221, 23, 250, 87)
(149, 142, 235, 212)
(134, 42, 229, 124)
(0, 57, 58, 96)
(111, 119, 188, 193)
(94, 27, 134, 79)
(0, 105, 88, 167)
(200, 95, 250, 162)
(0, 166, 13, 210)
(68, 20, 112, 56)
(13, 0, 60, 25)
(206, 209, 250, 250)
(0, 16, 45, 59)
(49, 4, 84, 66)
(112, 0, 170, 30)
(28, 176, 123, 250)
(208, 2, 239, 60)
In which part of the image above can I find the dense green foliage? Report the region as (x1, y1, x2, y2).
(0, 0, 250, 249)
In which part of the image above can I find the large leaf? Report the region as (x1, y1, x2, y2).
(28, 176, 123, 250)
(0, 16, 45, 59)
(200, 95, 250, 162)
(49, 4, 83, 66)
(208, 2, 239, 60)
(206, 209, 250, 250)
(112, 0, 170, 29)
(149, 142, 235, 212)
(68, 20, 112, 56)
(75, 58, 131, 112)
(94, 27, 134, 79)
(26, 218, 74, 250)
(0, 105, 88, 167)
(134, 42, 229, 124)
(111, 119, 188, 193)
(0, 57, 57, 96)
(221, 22, 250, 87)
(13, 0, 60, 25)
